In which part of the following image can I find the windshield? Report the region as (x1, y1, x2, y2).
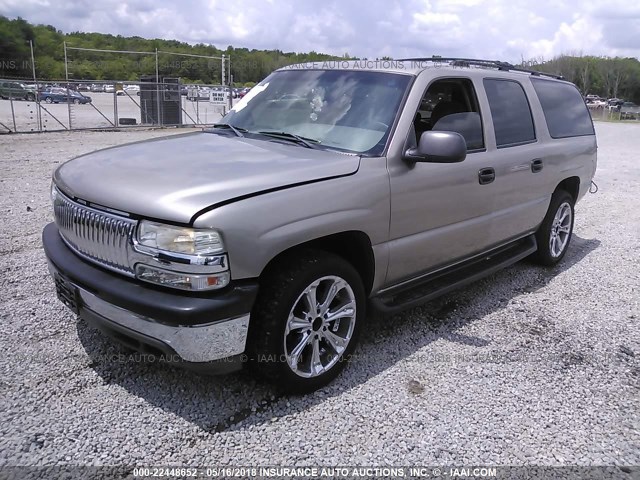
(221, 69, 412, 155)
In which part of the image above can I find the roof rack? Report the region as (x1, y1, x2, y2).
(396, 57, 564, 80)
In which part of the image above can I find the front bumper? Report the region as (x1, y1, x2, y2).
(43, 223, 259, 372)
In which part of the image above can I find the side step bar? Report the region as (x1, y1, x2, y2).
(370, 234, 537, 314)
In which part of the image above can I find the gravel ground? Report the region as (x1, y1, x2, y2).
(0, 123, 638, 468)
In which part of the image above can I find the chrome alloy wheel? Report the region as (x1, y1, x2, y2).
(283, 275, 357, 378)
(550, 202, 572, 258)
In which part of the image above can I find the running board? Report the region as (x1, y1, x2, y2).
(370, 234, 537, 314)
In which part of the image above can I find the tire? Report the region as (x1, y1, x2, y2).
(73, 98, 80, 105)
(533, 190, 575, 266)
(247, 249, 365, 393)
(26, 93, 35, 101)
(44, 97, 53, 104)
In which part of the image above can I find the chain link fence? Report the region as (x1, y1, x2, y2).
(0, 78, 237, 133)
(587, 103, 640, 122)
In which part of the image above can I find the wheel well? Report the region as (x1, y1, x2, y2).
(260, 231, 376, 295)
(555, 176, 580, 201)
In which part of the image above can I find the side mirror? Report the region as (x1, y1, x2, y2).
(404, 131, 467, 163)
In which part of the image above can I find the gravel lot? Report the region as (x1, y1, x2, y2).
(0, 122, 638, 468)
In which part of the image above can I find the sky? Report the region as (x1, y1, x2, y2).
(1, 0, 639, 63)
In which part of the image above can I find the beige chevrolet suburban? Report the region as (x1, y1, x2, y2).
(44, 58, 597, 392)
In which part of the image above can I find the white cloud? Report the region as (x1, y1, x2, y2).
(1, 0, 638, 62)
(413, 11, 460, 26)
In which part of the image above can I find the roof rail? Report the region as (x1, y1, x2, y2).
(396, 56, 564, 80)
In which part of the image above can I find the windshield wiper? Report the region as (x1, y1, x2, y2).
(210, 123, 247, 137)
(257, 131, 320, 149)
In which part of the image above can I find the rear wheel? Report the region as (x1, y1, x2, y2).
(533, 190, 574, 266)
(247, 250, 365, 393)
(44, 97, 53, 104)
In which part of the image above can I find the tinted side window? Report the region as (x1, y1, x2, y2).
(483, 79, 536, 147)
(531, 78, 595, 138)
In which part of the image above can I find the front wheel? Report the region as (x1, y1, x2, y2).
(44, 97, 53, 104)
(533, 190, 575, 266)
(247, 250, 365, 392)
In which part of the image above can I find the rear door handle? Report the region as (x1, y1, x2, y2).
(478, 167, 495, 185)
(531, 158, 543, 173)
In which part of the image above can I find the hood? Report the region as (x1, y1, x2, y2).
(54, 131, 360, 224)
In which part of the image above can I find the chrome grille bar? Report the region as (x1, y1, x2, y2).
(53, 189, 137, 275)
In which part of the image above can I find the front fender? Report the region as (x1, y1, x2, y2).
(193, 156, 390, 283)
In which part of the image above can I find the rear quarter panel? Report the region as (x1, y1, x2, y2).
(523, 76, 597, 213)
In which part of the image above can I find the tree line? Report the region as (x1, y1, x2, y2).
(0, 16, 347, 86)
(1, 16, 639, 101)
(523, 55, 640, 103)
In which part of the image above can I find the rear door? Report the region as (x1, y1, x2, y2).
(478, 77, 550, 245)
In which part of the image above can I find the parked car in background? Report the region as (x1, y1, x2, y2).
(620, 102, 639, 120)
(0, 81, 36, 101)
(123, 84, 141, 96)
(39, 87, 92, 104)
(104, 84, 115, 93)
(584, 94, 602, 102)
(586, 98, 606, 110)
(90, 84, 103, 92)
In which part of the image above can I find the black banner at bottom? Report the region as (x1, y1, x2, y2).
(0, 465, 636, 480)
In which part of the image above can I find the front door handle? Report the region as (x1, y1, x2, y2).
(531, 158, 544, 173)
(478, 167, 495, 185)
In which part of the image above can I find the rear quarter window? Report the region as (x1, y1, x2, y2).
(531, 78, 595, 138)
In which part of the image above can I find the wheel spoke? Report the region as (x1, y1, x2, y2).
(304, 284, 319, 316)
(325, 301, 355, 323)
(318, 280, 343, 316)
(323, 330, 347, 354)
(553, 209, 563, 224)
(286, 315, 309, 335)
(288, 332, 311, 369)
(310, 337, 323, 375)
(554, 236, 563, 256)
(558, 208, 570, 224)
(557, 225, 571, 234)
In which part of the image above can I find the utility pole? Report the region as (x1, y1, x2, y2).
(63, 41, 72, 129)
(221, 54, 226, 86)
(155, 48, 161, 125)
(29, 40, 42, 131)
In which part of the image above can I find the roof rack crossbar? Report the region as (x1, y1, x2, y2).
(396, 57, 564, 80)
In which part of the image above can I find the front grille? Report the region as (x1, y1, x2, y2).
(53, 189, 137, 275)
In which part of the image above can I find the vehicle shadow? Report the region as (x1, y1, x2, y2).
(76, 234, 600, 432)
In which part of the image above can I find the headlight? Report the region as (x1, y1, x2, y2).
(137, 220, 224, 255)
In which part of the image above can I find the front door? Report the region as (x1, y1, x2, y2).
(386, 75, 498, 285)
